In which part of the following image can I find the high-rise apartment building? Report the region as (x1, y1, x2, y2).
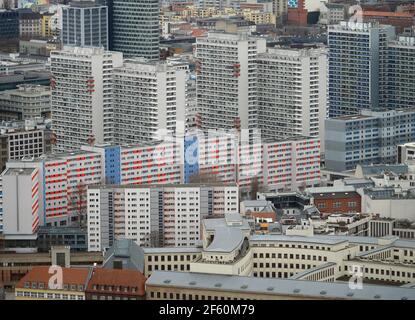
(195, 32, 266, 132)
(383, 35, 415, 109)
(87, 184, 239, 251)
(256, 45, 327, 149)
(112, 59, 186, 144)
(327, 22, 395, 117)
(62, 0, 109, 50)
(50, 46, 123, 152)
(109, 0, 160, 60)
(325, 108, 415, 171)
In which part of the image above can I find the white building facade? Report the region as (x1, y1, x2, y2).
(112, 59, 186, 144)
(256, 46, 327, 150)
(195, 32, 267, 133)
(50, 46, 123, 152)
(87, 184, 239, 252)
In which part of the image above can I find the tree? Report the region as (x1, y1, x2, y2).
(188, 170, 222, 184)
(250, 176, 259, 200)
(144, 230, 163, 248)
(69, 181, 87, 229)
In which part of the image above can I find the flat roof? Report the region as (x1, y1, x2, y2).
(311, 191, 360, 199)
(146, 271, 415, 300)
(143, 247, 202, 254)
(359, 164, 408, 175)
(241, 200, 270, 207)
(3, 167, 35, 176)
(331, 114, 373, 121)
(250, 234, 348, 246)
(250, 234, 415, 249)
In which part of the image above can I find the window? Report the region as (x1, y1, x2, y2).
(348, 202, 356, 208)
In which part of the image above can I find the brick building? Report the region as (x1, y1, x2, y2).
(311, 191, 361, 217)
(363, 11, 415, 33)
(287, 0, 307, 26)
(14, 265, 146, 300)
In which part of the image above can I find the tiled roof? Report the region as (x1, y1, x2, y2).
(86, 268, 146, 296)
(16, 266, 90, 289)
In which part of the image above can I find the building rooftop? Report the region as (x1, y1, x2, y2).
(0, 84, 50, 98)
(0, 119, 51, 134)
(242, 200, 270, 207)
(3, 167, 35, 176)
(289, 262, 337, 279)
(69, 0, 106, 8)
(250, 234, 348, 245)
(29, 149, 98, 162)
(103, 239, 144, 273)
(307, 186, 356, 194)
(90, 183, 238, 190)
(331, 114, 374, 121)
(203, 213, 250, 253)
(143, 247, 202, 254)
(325, 3, 345, 9)
(18, 12, 41, 19)
(242, 200, 276, 213)
(250, 234, 415, 249)
(358, 164, 409, 176)
(37, 226, 87, 235)
(146, 271, 415, 300)
(341, 178, 374, 187)
(311, 191, 360, 200)
(16, 266, 90, 289)
(86, 268, 146, 296)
